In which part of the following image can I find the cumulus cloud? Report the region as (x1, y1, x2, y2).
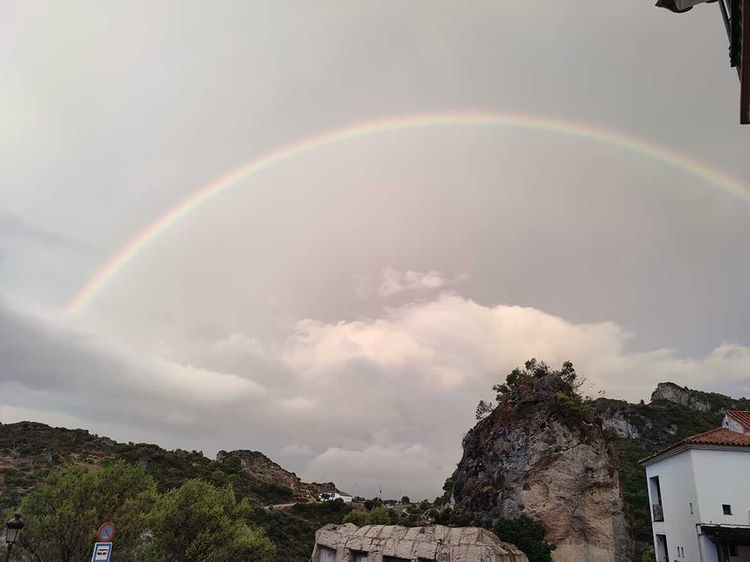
(3, 293, 750, 498)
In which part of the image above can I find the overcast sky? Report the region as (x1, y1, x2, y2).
(2, 1, 750, 499)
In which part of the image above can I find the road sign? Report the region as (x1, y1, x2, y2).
(96, 522, 116, 542)
(91, 542, 113, 562)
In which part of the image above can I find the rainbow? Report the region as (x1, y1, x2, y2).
(66, 111, 750, 313)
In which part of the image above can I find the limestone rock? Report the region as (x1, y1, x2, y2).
(312, 523, 529, 562)
(450, 375, 632, 562)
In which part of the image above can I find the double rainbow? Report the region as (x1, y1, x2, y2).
(66, 111, 749, 313)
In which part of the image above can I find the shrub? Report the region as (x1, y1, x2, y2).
(342, 510, 369, 525)
(492, 515, 555, 562)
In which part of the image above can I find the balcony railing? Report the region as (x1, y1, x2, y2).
(652, 504, 664, 522)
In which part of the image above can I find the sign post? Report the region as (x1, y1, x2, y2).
(91, 542, 113, 562)
(90, 522, 116, 562)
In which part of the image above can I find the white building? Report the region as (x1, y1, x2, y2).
(319, 492, 353, 503)
(641, 411, 750, 562)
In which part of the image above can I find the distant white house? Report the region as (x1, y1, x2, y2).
(641, 411, 750, 562)
(319, 491, 353, 503)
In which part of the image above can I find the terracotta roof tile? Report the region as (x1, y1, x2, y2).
(685, 427, 750, 446)
(726, 410, 750, 431)
(640, 428, 750, 464)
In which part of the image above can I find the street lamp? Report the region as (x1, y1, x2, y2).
(4, 515, 24, 562)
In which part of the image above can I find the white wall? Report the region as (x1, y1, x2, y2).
(691, 448, 750, 527)
(722, 416, 749, 436)
(645, 450, 700, 561)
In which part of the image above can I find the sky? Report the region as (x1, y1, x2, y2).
(2, 0, 750, 499)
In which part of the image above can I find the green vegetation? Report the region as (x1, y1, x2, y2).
(5, 463, 275, 562)
(142, 479, 275, 562)
(552, 391, 595, 424)
(248, 500, 352, 562)
(595, 394, 729, 550)
(493, 515, 555, 562)
(11, 462, 157, 562)
(477, 359, 579, 419)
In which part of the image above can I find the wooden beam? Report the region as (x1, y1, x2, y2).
(742, 0, 750, 123)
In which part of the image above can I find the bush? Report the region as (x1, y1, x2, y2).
(140, 479, 275, 562)
(492, 515, 555, 562)
(553, 392, 595, 424)
(342, 510, 369, 525)
(367, 506, 391, 525)
(13, 461, 157, 562)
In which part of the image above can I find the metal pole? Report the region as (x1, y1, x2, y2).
(4, 543, 13, 562)
(719, 0, 732, 42)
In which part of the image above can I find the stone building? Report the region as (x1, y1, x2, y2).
(310, 523, 529, 562)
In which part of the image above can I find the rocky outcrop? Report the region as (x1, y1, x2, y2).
(313, 523, 529, 562)
(451, 375, 632, 562)
(651, 382, 713, 412)
(216, 449, 337, 502)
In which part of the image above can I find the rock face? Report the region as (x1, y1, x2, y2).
(312, 523, 529, 562)
(451, 375, 632, 562)
(651, 382, 713, 412)
(215, 449, 337, 502)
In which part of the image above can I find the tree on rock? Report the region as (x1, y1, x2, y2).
(141, 479, 275, 562)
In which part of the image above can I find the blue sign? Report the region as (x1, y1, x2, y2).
(91, 542, 113, 562)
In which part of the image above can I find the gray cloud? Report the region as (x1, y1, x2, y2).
(4, 293, 750, 499)
(0, 213, 87, 249)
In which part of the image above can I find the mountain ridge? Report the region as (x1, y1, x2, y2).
(0, 420, 336, 511)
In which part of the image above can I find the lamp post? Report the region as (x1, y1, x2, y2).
(4, 515, 24, 562)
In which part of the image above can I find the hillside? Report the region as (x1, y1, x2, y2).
(595, 382, 750, 551)
(0, 421, 338, 510)
(445, 370, 750, 561)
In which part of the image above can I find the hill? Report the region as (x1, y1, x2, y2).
(595, 382, 750, 551)
(445, 372, 750, 561)
(0, 421, 349, 562)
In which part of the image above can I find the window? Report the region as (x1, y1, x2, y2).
(319, 546, 336, 562)
(723, 504, 733, 515)
(689, 502, 693, 514)
(384, 558, 411, 562)
(649, 476, 664, 521)
(353, 552, 369, 562)
(655, 534, 669, 562)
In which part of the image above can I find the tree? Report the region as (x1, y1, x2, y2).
(400, 496, 410, 505)
(479, 359, 578, 413)
(13, 461, 157, 562)
(342, 510, 369, 525)
(475, 400, 494, 420)
(141, 479, 275, 562)
(366, 506, 391, 525)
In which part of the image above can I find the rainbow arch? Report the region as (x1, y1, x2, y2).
(66, 111, 750, 313)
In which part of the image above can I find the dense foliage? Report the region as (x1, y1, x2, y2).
(476, 358, 579, 419)
(142, 479, 275, 562)
(11, 462, 157, 562)
(4, 463, 275, 562)
(247, 500, 352, 562)
(493, 515, 555, 562)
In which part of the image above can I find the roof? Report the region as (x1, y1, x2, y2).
(640, 428, 750, 465)
(726, 410, 750, 431)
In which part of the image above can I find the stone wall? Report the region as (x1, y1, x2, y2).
(311, 523, 529, 562)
